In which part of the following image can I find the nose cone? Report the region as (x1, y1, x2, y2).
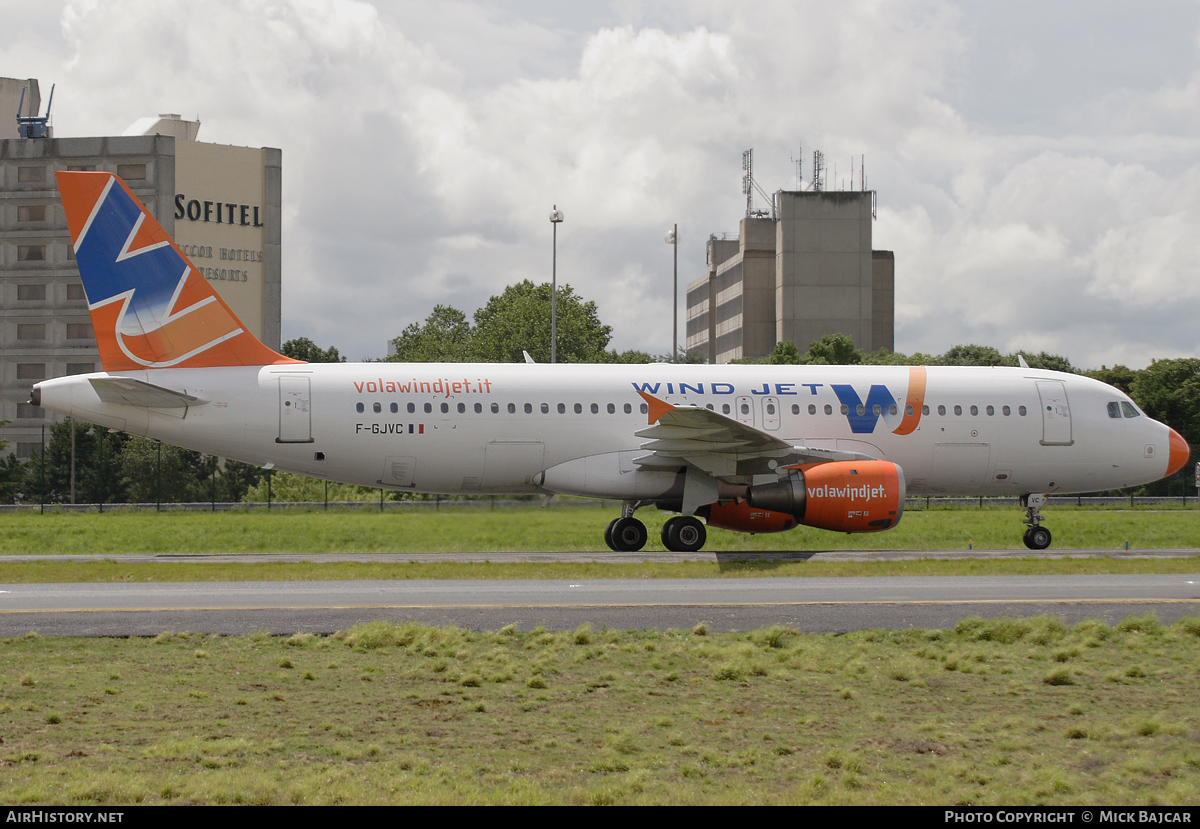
(1167, 427, 1191, 477)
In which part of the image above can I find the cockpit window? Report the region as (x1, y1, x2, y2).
(1121, 401, 1140, 418)
(1107, 402, 1122, 419)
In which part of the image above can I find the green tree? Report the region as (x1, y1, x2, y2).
(389, 305, 476, 363)
(214, 459, 264, 502)
(0, 422, 25, 504)
(242, 471, 388, 503)
(472, 281, 613, 363)
(27, 420, 129, 504)
(118, 437, 210, 504)
(1085, 364, 1138, 395)
(282, 337, 346, 363)
(802, 333, 864, 365)
(935, 344, 1009, 367)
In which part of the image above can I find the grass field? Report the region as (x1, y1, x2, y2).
(2, 616, 1198, 805)
(1, 505, 1199, 557)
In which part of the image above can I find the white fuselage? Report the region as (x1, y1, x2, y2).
(34, 363, 1176, 499)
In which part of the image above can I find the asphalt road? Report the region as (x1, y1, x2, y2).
(2, 567, 1198, 636)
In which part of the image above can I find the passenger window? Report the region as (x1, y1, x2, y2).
(740, 403, 750, 415)
(1122, 402, 1140, 418)
(856, 404, 865, 416)
(607, 403, 615, 414)
(723, 404, 732, 414)
(440, 403, 449, 413)
(373, 402, 381, 413)
(872, 404, 882, 416)
(557, 403, 566, 414)
(954, 405, 962, 416)
(474, 403, 482, 413)
(888, 404, 897, 415)
(458, 403, 466, 413)
(356, 402, 364, 413)
(623, 403, 632, 414)
(590, 403, 599, 414)
(766, 403, 776, 415)
(390, 403, 398, 413)
(922, 405, 930, 415)
(640, 403, 649, 414)
(937, 405, 946, 416)
(424, 403, 432, 413)
(969, 405, 978, 416)
(840, 405, 849, 415)
(706, 404, 714, 410)
(824, 404, 832, 415)
(791, 404, 800, 415)
(507, 403, 516, 413)
(408, 402, 416, 413)
(541, 403, 549, 413)
(808, 404, 817, 415)
(1002, 405, 1010, 416)
(986, 405, 994, 416)
(491, 403, 499, 413)
(574, 403, 582, 414)
(1018, 406, 1027, 416)
(524, 403, 533, 414)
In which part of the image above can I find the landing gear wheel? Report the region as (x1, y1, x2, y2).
(664, 516, 707, 552)
(610, 517, 648, 552)
(660, 518, 677, 550)
(1023, 526, 1052, 550)
(604, 518, 619, 551)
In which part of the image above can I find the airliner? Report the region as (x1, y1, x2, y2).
(30, 172, 1191, 552)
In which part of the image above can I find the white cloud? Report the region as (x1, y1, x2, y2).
(8, 0, 1200, 368)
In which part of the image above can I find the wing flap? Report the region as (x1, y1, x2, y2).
(632, 392, 874, 479)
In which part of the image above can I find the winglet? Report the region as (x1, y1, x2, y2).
(637, 391, 675, 425)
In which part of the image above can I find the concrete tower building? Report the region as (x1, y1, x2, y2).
(1, 77, 281, 459)
(686, 189, 894, 364)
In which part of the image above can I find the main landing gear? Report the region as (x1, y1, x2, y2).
(1021, 493, 1052, 550)
(603, 503, 708, 552)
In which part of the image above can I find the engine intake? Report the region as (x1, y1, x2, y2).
(745, 460, 906, 533)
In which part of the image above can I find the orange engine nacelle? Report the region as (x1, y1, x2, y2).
(705, 500, 797, 534)
(742, 460, 906, 534)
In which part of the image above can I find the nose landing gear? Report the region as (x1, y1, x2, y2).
(1021, 493, 1052, 550)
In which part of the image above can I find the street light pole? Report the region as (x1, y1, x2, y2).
(549, 206, 564, 363)
(665, 224, 678, 362)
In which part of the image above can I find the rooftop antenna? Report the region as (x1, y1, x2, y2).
(790, 147, 802, 189)
(811, 150, 824, 192)
(742, 149, 754, 217)
(16, 82, 54, 139)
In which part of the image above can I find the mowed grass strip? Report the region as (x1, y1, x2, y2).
(1, 506, 1199, 556)
(1, 616, 1198, 805)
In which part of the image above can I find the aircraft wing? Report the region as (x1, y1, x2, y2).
(632, 391, 872, 478)
(89, 377, 208, 409)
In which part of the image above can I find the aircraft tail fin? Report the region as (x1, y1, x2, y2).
(57, 171, 298, 371)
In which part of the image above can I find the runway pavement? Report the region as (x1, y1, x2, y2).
(1, 555, 1198, 634)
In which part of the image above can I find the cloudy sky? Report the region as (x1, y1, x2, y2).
(5, 0, 1200, 369)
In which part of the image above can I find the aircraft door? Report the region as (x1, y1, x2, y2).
(735, 396, 755, 427)
(1036, 381, 1073, 445)
(761, 396, 780, 431)
(277, 376, 313, 443)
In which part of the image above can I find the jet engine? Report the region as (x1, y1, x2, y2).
(738, 460, 906, 534)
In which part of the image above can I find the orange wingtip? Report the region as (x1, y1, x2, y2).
(637, 391, 675, 425)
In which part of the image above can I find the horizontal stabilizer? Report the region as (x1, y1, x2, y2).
(89, 377, 208, 409)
